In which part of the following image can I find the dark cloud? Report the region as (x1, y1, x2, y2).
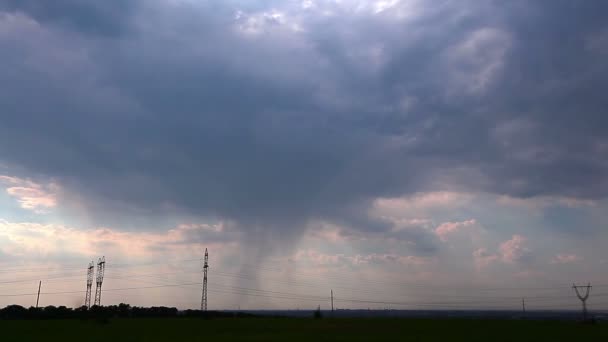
(331, 216, 439, 256)
(0, 0, 607, 253)
(0, 0, 136, 36)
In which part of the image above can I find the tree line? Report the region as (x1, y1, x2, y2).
(0, 304, 251, 320)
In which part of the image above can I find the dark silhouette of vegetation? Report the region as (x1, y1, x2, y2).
(313, 305, 322, 319)
(1, 317, 607, 341)
(0, 304, 242, 320)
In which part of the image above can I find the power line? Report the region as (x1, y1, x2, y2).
(108, 272, 608, 307)
(7, 258, 605, 292)
(236, 260, 592, 291)
(0, 272, 84, 285)
(4, 258, 608, 293)
(0, 282, 201, 297)
(2, 277, 608, 311)
(92, 260, 608, 304)
(3, 258, 608, 311)
(79, 272, 608, 310)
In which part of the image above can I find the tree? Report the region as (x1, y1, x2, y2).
(313, 305, 322, 319)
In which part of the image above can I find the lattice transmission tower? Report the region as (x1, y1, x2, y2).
(85, 261, 94, 308)
(94, 256, 106, 306)
(201, 248, 209, 311)
(573, 283, 592, 320)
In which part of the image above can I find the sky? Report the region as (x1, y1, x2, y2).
(1, 0, 608, 311)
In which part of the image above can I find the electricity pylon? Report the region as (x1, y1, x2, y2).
(94, 256, 106, 306)
(85, 261, 94, 308)
(201, 248, 209, 311)
(573, 283, 592, 320)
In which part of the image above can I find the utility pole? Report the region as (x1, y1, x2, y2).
(36, 281, 41, 308)
(201, 248, 209, 311)
(573, 283, 592, 321)
(331, 289, 334, 313)
(85, 261, 94, 308)
(522, 298, 526, 315)
(94, 256, 106, 306)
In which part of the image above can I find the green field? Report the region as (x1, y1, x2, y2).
(1, 318, 607, 341)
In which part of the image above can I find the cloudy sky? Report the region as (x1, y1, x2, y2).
(1, 0, 608, 311)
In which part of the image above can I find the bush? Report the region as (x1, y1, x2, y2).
(313, 306, 322, 319)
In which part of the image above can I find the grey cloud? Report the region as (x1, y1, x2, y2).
(0, 0, 136, 36)
(170, 224, 241, 246)
(1, 0, 607, 247)
(333, 218, 439, 256)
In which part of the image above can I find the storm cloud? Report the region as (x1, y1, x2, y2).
(1, 0, 607, 256)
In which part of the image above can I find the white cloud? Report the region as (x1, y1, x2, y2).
(434, 219, 476, 242)
(294, 249, 430, 267)
(551, 253, 582, 264)
(473, 247, 499, 269)
(444, 27, 511, 94)
(0, 219, 235, 260)
(373, 0, 401, 14)
(473, 235, 533, 269)
(234, 9, 303, 35)
(0, 175, 59, 213)
(499, 234, 531, 264)
(353, 253, 430, 266)
(373, 191, 473, 214)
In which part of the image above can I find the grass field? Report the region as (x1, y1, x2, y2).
(1, 318, 607, 341)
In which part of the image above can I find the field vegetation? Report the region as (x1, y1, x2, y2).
(1, 316, 607, 341)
